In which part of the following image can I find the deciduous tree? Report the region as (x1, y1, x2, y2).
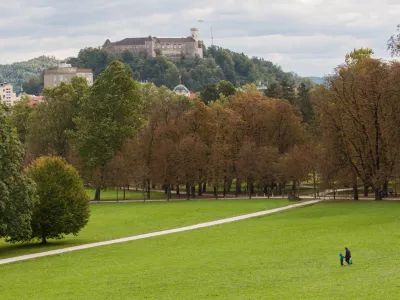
(25, 156, 90, 244)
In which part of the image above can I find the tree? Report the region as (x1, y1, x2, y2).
(345, 48, 374, 65)
(22, 75, 44, 95)
(314, 50, 400, 200)
(264, 81, 283, 99)
(9, 95, 32, 144)
(27, 80, 87, 160)
(74, 61, 142, 200)
(281, 75, 296, 104)
(388, 25, 400, 57)
(217, 80, 236, 97)
(200, 84, 218, 104)
(0, 105, 36, 243)
(25, 156, 90, 244)
(296, 82, 314, 124)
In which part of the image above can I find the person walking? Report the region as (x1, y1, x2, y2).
(345, 247, 352, 265)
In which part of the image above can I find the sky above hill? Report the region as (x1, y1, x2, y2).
(0, 0, 398, 76)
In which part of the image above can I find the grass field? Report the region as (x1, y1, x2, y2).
(1, 200, 399, 299)
(0, 198, 289, 259)
(85, 188, 166, 200)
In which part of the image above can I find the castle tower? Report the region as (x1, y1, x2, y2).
(190, 28, 199, 41)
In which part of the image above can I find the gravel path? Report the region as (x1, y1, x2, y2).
(0, 199, 321, 266)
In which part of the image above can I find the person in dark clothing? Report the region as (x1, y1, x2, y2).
(345, 247, 352, 265)
(339, 252, 345, 266)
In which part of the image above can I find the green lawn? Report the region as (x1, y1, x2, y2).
(85, 188, 166, 200)
(0, 198, 289, 259)
(1, 201, 399, 299)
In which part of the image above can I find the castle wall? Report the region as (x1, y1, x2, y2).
(103, 29, 203, 60)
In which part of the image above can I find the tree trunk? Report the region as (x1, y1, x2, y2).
(383, 181, 388, 198)
(177, 183, 180, 199)
(191, 186, 196, 198)
(167, 184, 171, 201)
(223, 176, 227, 198)
(313, 170, 317, 199)
(203, 182, 207, 193)
(186, 183, 190, 200)
(353, 183, 359, 200)
(248, 182, 252, 199)
(364, 185, 369, 197)
(116, 187, 119, 202)
(278, 184, 282, 196)
(94, 187, 101, 202)
(263, 185, 268, 197)
(41, 235, 47, 245)
(124, 186, 126, 200)
(226, 177, 233, 193)
(235, 179, 241, 197)
(147, 179, 151, 200)
(213, 186, 218, 199)
(375, 188, 382, 200)
(198, 183, 202, 196)
(164, 184, 168, 195)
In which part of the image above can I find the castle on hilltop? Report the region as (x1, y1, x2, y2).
(103, 28, 203, 60)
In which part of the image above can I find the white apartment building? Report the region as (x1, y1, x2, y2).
(0, 83, 19, 106)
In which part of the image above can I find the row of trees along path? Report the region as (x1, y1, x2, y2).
(7, 47, 400, 201)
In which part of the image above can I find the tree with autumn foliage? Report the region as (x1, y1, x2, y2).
(314, 48, 400, 200)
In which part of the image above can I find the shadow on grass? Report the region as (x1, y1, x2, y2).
(0, 239, 85, 258)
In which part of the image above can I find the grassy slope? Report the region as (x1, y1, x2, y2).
(0, 199, 288, 259)
(1, 201, 399, 299)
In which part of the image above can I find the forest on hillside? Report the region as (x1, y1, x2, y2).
(0, 56, 59, 93)
(0, 45, 311, 95)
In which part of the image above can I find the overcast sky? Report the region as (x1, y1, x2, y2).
(0, 0, 399, 76)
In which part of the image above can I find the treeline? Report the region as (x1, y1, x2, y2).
(4, 48, 400, 202)
(18, 45, 305, 96)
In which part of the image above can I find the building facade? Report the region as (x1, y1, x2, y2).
(0, 83, 19, 106)
(103, 28, 203, 60)
(44, 63, 93, 88)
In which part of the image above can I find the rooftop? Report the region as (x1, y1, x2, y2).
(44, 67, 92, 75)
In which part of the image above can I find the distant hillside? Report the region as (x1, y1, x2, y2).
(0, 56, 59, 93)
(65, 45, 306, 92)
(1, 46, 310, 94)
(307, 76, 324, 85)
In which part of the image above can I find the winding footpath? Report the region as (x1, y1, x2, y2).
(0, 199, 321, 266)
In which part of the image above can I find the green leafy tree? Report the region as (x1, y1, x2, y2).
(264, 81, 283, 99)
(281, 75, 296, 104)
(0, 105, 36, 243)
(296, 82, 314, 124)
(25, 156, 90, 244)
(74, 61, 142, 200)
(9, 95, 33, 144)
(345, 48, 374, 66)
(217, 80, 236, 97)
(27, 80, 87, 159)
(200, 84, 218, 104)
(22, 75, 44, 95)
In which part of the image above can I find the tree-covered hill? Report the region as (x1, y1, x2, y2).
(66, 46, 304, 92)
(0, 56, 59, 93)
(1, 45, 315, 95)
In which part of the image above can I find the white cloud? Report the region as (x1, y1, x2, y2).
(0, 0, 398, 76)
